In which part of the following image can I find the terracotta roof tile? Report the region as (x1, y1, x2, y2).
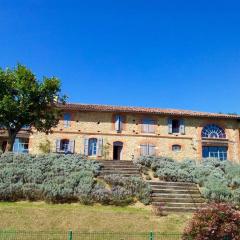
(57, 103, 240, 120)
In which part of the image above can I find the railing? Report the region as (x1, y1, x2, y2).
(0, 230, 182, 240)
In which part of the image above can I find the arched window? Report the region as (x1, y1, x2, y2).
(201, 124, 226, 139)
(88, 138, 97, 156)
(172, 144, 181, 152)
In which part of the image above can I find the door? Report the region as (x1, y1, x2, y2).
(113, 141, 123, 160)
(1, 140, 7, 153)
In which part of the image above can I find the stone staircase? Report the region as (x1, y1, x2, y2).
(98, 160, 141, 177)
(149, 181, 206, 212)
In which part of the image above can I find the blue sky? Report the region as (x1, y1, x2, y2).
(0, 0, 240, 113)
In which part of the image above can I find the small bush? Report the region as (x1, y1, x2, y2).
(38, 140, 51, 154)
(155, 159, 196, 182)
(91, 183, 111, 205)
(202, 177, 232, 202)
(152, 204, 167, 217)
(182, 203, 240, 240)
(103, 174, 151, 205)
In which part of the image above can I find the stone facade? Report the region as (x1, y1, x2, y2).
(28, 104, 240, 163)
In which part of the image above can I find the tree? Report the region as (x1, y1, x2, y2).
(0, 64, 66, 151)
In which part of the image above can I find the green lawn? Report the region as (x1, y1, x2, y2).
(0, 202, 191, 233)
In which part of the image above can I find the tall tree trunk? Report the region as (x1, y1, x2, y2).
(6, 129, 17, 152)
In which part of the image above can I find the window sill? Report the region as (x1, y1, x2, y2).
(55, 151, 74, 154)
(141, 132, 156, 135)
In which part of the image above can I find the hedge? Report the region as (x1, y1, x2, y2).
(0, 153, 150, 205)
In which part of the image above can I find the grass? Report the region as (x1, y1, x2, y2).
(0, 202, 191, 233)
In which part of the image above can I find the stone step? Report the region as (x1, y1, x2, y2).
(152, 202, 206, 208)
(148, 181, 196, 187)
(159, 206, 199, 213)
(151, 197, 205, 203)
(99, 173, 140, 177)
(150, 185, 199, 190)
(103, 167, 139, 170)
(151, 193, 202, 198)
(151, 189, 200, 194)
(99, 160, 134, 165)
(101, 170, 140, 174)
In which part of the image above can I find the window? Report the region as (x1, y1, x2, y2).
(142, 119, 155, 133)
(168, 119, 185, 134)
(56, 139, 75, 153)
(60, 139, 69, 152)
(13, 138, 29, 153)
(88, 138, 98, 156)
(172, 120, 180, 133)
(84, 138, 103, 157)
(202, 124, 226, 139)
(202, 146, 227, 161)
(140, 144, 156, 156)
(115, 115, 123, 133)
(63, 113, 71, 128)
(172, 144, 181, 152)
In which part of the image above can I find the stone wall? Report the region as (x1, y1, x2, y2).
(29, 111, 240, 162)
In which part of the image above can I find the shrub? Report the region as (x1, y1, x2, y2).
(111, 186, 133, 205)
(0, 153, 151, 206)
(152, 204, 167, 217)
(0, 153, 100, 204)
(103, 174, 151, 205)
(155, 159, 196, 182)
(233, 188, 240, 206)
(91, 183, 111, 205)
(182, 203, 240, 240)
(202, 177, 232, 202)
(38, 140, 51, 153)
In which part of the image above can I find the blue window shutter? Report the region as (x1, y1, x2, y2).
(142, 119, 148, 133)
(68, 140, 75, 153)
(119, 116, 123, 131)
(56, 139, 61, 152)
(115, 115, 123, 132)
(84, 138, 89, 156)
(97, 138, 103, 157)
(168, 119, 173, 134)
(140, 144, 148, 156)
(149, 120, 155, 133)
(180, 119, 185, 134)
(115, 115, 120, 132)
(149, 144, 156, 156)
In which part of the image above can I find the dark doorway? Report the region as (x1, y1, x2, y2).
(1, 141, 7, 153)
(113, 141, 123, 160)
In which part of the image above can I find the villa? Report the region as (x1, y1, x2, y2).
(1, 103, 240, 162)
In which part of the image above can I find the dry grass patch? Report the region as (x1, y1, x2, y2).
(0, 202, 191, 233)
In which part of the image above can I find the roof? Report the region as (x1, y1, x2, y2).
(58, 103, 240, 120)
